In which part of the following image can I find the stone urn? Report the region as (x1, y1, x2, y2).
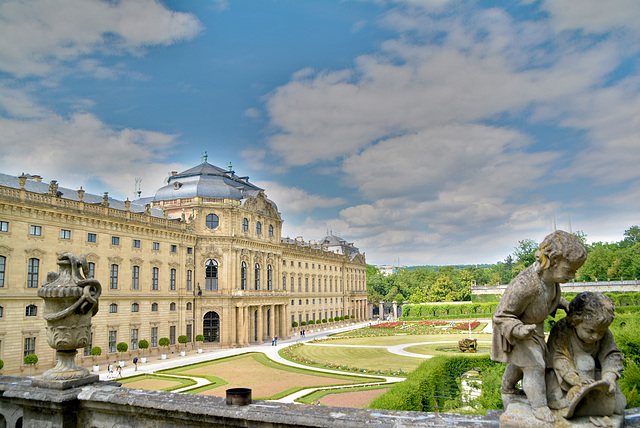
(37, 253, 101, 381)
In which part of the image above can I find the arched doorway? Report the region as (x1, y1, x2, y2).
(203, 311, 220, 343)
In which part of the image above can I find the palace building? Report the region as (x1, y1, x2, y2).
(0, 161, 367, 374)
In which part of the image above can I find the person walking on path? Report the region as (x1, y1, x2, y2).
(133, 356, 138, 371)
(116, 364, 123, 378)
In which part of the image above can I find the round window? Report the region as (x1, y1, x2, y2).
(206, 214, 219, 229)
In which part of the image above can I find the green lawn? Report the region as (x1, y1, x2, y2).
(289, 345, 424, 373)
(323, 333, 491, 346)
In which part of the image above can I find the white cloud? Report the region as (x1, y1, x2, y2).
(0, 0, 203, 78)
(540, 0, 640, 34)
(0, 106, 186, 199)
(254, 181, 346, 216)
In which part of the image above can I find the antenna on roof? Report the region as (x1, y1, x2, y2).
(134, 178, 142, 198)
(201, 151, 208, 163)
(228, 162, 233, 171)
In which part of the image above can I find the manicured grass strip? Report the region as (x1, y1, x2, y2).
(323, 333, 492, 346)
(286, 345, 421, 375)
(297, 384, 391, 405)
(158, 352, 381, 400)
(118, 373, 197, 392)
(403, 343, 491, 356)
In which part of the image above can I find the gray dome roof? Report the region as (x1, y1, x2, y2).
(153, 162, 263, 202)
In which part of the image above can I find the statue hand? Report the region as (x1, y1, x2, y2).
(578, 377, 594, 387)
(513, 324, 536, 340)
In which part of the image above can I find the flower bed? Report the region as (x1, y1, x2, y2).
(453, 321, 480, 330)
(371, 322, 404, 328)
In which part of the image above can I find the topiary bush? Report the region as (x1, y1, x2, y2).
(90, 346, 102, 362)
(292, 321, 299, 328)
(116, 342, 128, 354)
(300, 321, 306, 326)
(138, 339, 149, 355)
(24, 354, 38, 365)
(178, 335, 189, 345)
(0, 359, 4, 370)
(159, 337, 170, 348)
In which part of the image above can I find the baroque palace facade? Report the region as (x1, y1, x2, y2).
(0, 161, 368, 374)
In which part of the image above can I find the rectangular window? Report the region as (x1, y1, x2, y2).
(170, 245, 177, 253)
(291, 276, 294, 292)
(298, 277, 301, 292)
(0, 255, 5, 287)
(170, 268, 176, 290)
(111, 236, 119, 246)
(60, 229, 70, 239)
(24, 337, 36, 357)
(30, 225, 41, 236)
(88, 262, 95, 278)
(152, 267, 159, 290)
(0, 221, 8, 232)
(110, 264, 118, 289)
(131, 329, 138, 350)
(27, 258, 39, 288)
(133, 239, 140, 248)
(169, 325, 176, 345)
(26, 305, 37, 316)
(305, 278, 309, 292)
(87, 233, 96, 243)
(108, 331, 117, 353)
(153, 242, 159, 251)
(186, 270, 192, 291)
(186, 324, 192, 342)
(187, 247, 193, 254)
(132, 266, 139, 290)
(151, 327, 158, 348)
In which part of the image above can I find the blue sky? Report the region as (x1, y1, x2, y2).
(1, 0, 639, 266)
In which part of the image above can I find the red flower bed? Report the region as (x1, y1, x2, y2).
(418, 321, 448, 325)
(453, 321, 480, 330)
(371, 322, 404, 328)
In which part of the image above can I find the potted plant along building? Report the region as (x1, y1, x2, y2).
(178, 335, 189, 356)
(195, 335, 204, 353)
(24, 354, 38, 377)
(159, 337, 170, 359)
(116, 342, 128, 367)
(90, 346, 102, 372)
(138, 339, 149, 363)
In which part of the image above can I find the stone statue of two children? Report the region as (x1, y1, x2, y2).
(492, 230, 626, 427)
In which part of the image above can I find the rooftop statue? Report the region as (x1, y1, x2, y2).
(37, 253, 101, 381)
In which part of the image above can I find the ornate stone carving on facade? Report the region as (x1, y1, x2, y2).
(37, 253, 101, 381)
(24, 247, 46, 258)
(201, 245, 222, 263)
(0, 244, 14, 255)
(101, 192, 109, 207)
(169, 261, 180, 269)
(130, 257, 144, 266)
(83, 252, 99, 263)
(108, 255, 123, 264)
(48, 180, 58, 196)
(150, 258, 163, 267)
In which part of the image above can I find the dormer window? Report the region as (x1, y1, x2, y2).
(173, 182, 182, 190)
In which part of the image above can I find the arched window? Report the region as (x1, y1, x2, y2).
(205, 260, 218, 291)
(0, 255, 5, 287)
(170, 302, 176, 311)
(131, 303, 139, 312)
(241, 261, 247, 290)
(267, 265, 273, 291)
(151, 267, 159, 290)
(110, 264, 118, 289)
(254, 263, 260, 290)
(256, 221, 262, 235)
(170, 268, 176, 290)
(186, 302, 192, 310)
(269, 225, 273, 237)
(132, 265, 140, 290)
(109, 303, 117, 313)
(203, 311, 220, 343)
(88, 262, 95, 278)
(27, 258, 39, 288)
(25, 304, 37, 316)
(151, 302, 158, 311)
(242, 218, 248, 232)
(205, 213, 219, 229)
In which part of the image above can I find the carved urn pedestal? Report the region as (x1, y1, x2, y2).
(35, 253, 102, 388)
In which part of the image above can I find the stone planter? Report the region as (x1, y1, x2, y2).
(93, 365, 99, 372)
(197, 349, 203, 354)
(119, 361, 124, 367)
(180, 351, 186, 357)
(141, 357, 147, 363)
(161, 354, 167, 360)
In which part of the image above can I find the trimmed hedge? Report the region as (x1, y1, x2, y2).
(368, 354, 498, 412)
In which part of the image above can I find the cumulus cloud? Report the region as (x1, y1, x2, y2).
(0, 99, 186, 199)
(0, 0, 203, 78)
(254, 181, 346, 216)
(539, 0, 640, 34)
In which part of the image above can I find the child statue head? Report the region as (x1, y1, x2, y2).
(535, 231, 587, 281)
(566, 292, 615, 344)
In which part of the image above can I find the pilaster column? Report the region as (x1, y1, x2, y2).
(379, 301, 384, 321)
(256, 305, 263, 343)
(270, 304, 275, 338)
(243, 305, 249, 345)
